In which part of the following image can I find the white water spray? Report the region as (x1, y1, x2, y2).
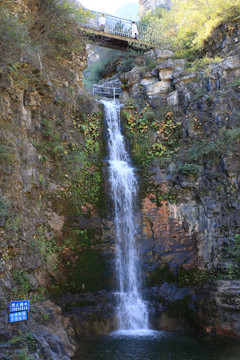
(102, 99, 149, 330)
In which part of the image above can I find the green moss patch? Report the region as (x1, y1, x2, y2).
(147, 264, 177, 286)
(54, 248, 108, 294)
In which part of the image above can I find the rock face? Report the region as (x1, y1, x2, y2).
(1, 1, 240, 358)
(202, 19, 240, 57)
(139, 0, 172, 17)
(120, 51, 190, 105)
(118, 18, 240, 337)
(86, 44, 100, 65)
(0, 1, 116, 359)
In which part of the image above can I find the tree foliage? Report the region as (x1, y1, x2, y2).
(0, 0, 91, 66)
(0, 6, 33, 60)
(83, 48, 138, 88)
(31, 0, 91, 41)
(142, 0, 240, 55)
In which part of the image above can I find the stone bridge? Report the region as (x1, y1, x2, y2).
(77, 10, 149, 51)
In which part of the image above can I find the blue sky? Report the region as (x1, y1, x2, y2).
(79, 0, 139, 17)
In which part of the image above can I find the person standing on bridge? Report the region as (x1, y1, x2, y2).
(99, 14, 106, 31)
(131, 21, 138, 39)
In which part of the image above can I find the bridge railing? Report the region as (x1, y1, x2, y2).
(76, 10, 148, 40)
(92, 84, 122, 98)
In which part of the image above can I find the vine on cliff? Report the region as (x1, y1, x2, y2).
(123, 102, 182, 166)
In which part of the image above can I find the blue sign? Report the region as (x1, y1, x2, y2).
(9, 311, 28, 323)
(10, 300, 29, 312)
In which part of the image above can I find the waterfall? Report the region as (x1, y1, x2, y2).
(102, 99, 149, 331)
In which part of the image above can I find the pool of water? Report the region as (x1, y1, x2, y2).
(72, 330, 240, 360)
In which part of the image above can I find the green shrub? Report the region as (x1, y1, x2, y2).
(0, 144, 14, 164)
(0, 198, 7, 224)
(0, 7, 32, 56)
(176, 163, 199, 176)
(186, 56, 223, 74)
(4, 215, 23, 242)
(30, 0, 90, 42)
(177, 267, 209, 287)
(83, 48, 137, 88)
(9, 331, 36, 359)
(224, 127, 240, 143)
(232, 229, 240, 263)
(143, 55, 158, 71)
(12, 270, 31, 299)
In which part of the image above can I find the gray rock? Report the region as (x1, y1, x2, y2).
(167, 90, 179, 106)
(145, 81, 171, 97)
(155, 49, 174, 61)
(173, 73, 197, 87)
(119, 67, 140, 88)
(221, 55, 240, 71)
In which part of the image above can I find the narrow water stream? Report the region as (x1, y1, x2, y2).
(102, 99, 148, 330)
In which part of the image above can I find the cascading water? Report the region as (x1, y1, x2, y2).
(102, 99, 149, 331)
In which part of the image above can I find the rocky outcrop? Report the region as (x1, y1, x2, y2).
(120, 50, 191, 105)
(202, 18, 240, 58)
(139, 0, 172, 17)
(0, 0, 113, 359)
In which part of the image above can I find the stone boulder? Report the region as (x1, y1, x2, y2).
(156, 62, 173, 81)
(155, 49, 174, 61)
(173, 72, 197, 88)
(159, 68, 174, 81)
(145, 81, 171, 97)
(140, 74, 158, 87)
(221, 55, 240, 71)
(220, 55, 240, 81)
(119, 67, 140, 88)
(143, 49, 174, 62)
(169, 58, 186, 72)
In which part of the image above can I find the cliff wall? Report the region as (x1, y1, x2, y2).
(119, 18, 240, 335)
(0, 1, 240, 359)
(0, 1, 116, 359)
